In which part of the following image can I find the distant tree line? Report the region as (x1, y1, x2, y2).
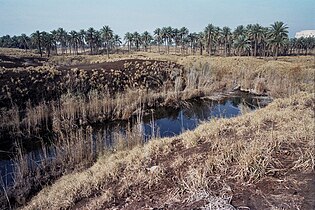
(0, 22, 314, 59)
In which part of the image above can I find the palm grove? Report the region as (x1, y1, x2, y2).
(1, 22, 314, 58)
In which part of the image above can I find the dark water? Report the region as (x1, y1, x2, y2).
(0, 95, 271, 187)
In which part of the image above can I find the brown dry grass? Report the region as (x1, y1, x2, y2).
(22, 92, 315, 209)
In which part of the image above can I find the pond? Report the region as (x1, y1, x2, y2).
(0, 94, 272, 188)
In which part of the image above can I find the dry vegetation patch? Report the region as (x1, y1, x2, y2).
(22, 92, 315, 210)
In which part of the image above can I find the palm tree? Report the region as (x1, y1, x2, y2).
(69, 30, 79, 55)
(204, 24, 215, 56)
(112, 34, 122, 53)
(78, 29, 86, 53)
(212, 26, 221, 55)
(248, 24, 263, 56)
(19, 33, 30, 52)
(124, 32, 133, 53)
(233, 35, 251, 56)
(165, 26, 173, 54)
(50, 30, 59, 55)
(234, 25, 246, 38)
(94, 31, 102, 54)
(179, 27, 189, 54)
(173, 28, 181, 53)
(133, 32, 142, 51)
(161, 26, 173, 54)
(153, 28, 163, 53)
(31, 30, 42, 57)
(100, 25, 113, 58)
(221, 27, 232, 56)
(56, 28, 67, 54)
(86, 27, 96, 54)
(41, 31, 54, 57)
(304, 36, 315, 55)
(289, 38, 297, 55)
(141, 31, 152, 52)
(268, 21, 289, 59)
(260, 27, 269, 57)
(187, 33, 197, 54)
(197, 32, 204, 55)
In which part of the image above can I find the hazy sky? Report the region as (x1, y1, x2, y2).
(0, 0, 314, 38)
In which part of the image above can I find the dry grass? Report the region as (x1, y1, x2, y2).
(22, 92, 315, 209)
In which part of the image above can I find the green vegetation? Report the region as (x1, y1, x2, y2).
(1, 22, 314, 58)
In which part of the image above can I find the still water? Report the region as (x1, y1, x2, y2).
(0, 95, 271, 187)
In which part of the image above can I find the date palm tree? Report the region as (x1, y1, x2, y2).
(141, 31, 152, 52)
(31, 30, 42, 57)
(112, 34, 122, 53)
(94, 30, 102, 54)
(100, 25, 113, 58)
(19, 33, 30, 52)
(161, 26, 173, 54)
(124, 32, 133, 53)
(221, 26, 232, 56)
(197, 32, 204, 55)
(204, 24, 215, 56)
(41, 31, 54, 57)
(153, 28, 162, 53)
(268, 21, 289, 59)
(133, 32, 141, 51)
(179, 27, 189, 54)
(78, 29, 86, 53)
(248, 24, 263, 56)
(187, 33, 197, 54)
(86, 27, 96, 54)
(50, 30, 59, 55)
(173, 28, 181, 53)
(234, 25, 246, 38)
(233, 35, 251, 56)
(69, 30, 79, 55)
(56, 28, 67, 54)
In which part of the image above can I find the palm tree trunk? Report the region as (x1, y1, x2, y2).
(208, 37, 212, 56)
(254, 39, 257, 57)
(275, 47, 278, 60)
(164, 39, 167, 53)
(106, 42, 109, 58)
(224, 40, 227, 57)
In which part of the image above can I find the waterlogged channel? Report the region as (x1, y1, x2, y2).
(0, 94, 272, 188)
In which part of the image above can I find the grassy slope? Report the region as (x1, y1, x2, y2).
(23, 92, 314, 210)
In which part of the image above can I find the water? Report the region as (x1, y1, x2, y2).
(143, 99, 241, 139)
(0, 95, 271, 188)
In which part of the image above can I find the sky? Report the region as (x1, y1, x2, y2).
(0, 0, 314, 38)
